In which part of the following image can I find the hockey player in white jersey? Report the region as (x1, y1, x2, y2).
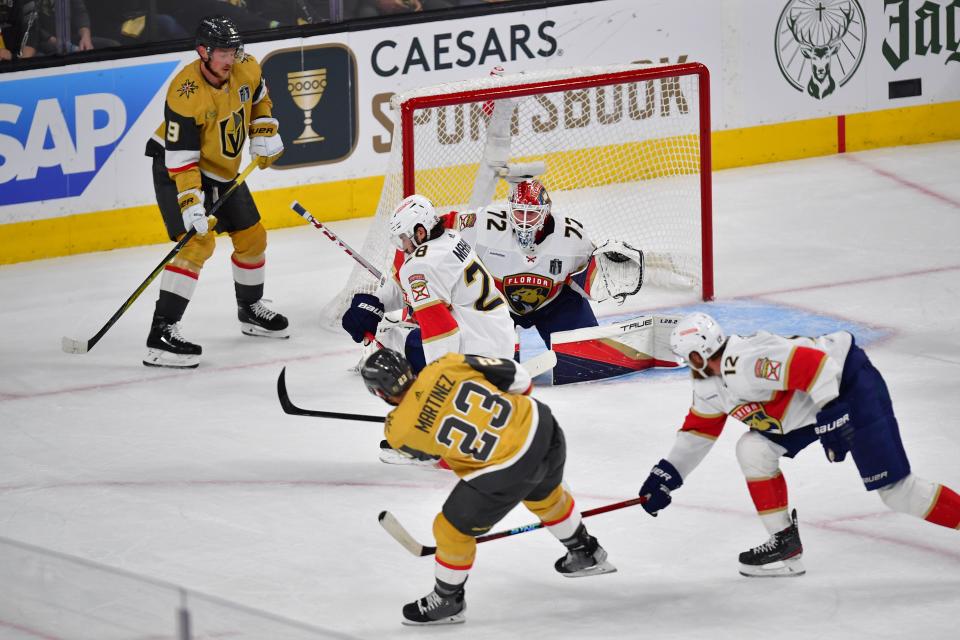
(638, 312, 960, 577)
(342, 194, 515, 372)
(451, 179, 645, 350)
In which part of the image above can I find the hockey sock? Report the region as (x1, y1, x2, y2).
(232, 254, 265, 304)
(154, 265, 197, 321)
(924, 485, 960, 529)
(435, 577, 466, 596)
(746, 471, 791, 534)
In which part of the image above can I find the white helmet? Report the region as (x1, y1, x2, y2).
(669, 312, 726, 372)
(389, 194, 438, 251)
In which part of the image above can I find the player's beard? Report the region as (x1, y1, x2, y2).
(203, 59, 232, 87)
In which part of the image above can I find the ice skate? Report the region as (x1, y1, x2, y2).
(238, 300, 289, 338)
(738, 509, 805, 577)
(143, 319, 201, 368)
(555, 525, 617, 577)
(379, 439, 444, 468)
(401, 587, 466, 626)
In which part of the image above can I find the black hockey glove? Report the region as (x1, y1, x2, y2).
(342, 293, 384, 343)
(814, 400, 855, 463)
(639, 459, 683, 517)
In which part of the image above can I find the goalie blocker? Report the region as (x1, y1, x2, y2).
(549, 314, 684, 385)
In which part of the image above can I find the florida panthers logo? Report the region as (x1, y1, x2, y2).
(732, 402, 783, 433)
(503, 273, 553, 314)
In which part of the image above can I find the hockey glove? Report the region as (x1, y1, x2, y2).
(639, 458, 683, 517)
(178, 188, 208, 235)
(814, 400, 855, 463)
(342, 293, 384, 343)
(249, 117, 284, 169)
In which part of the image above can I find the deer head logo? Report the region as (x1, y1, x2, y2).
(775, 0, 866, 100)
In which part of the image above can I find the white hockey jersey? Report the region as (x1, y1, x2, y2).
(376, 230, 515, 365)
(664, 330, 853, 478)
(449, 207, 601, 317)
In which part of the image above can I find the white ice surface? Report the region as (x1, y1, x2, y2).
(1, 141, 959, 639)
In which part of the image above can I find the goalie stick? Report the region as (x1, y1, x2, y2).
(277, 350, 557, 420)
(379, 495, 647, 557)
(61, 161, 258, 355)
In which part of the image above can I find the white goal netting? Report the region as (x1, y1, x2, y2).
(322, 62, 712, 328)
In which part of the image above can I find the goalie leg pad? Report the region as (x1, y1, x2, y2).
(550, 314, 683, 385)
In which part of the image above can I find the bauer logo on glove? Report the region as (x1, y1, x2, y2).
(249, 117, 284, 169)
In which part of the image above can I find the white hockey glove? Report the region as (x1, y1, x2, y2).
(592, 239, 645, 303)
(177, 188, 208, 235)
(249, 117, 284, 169)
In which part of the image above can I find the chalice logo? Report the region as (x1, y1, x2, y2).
(287, 69, 326, 144)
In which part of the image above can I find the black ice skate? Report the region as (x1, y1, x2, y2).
(738, 509, 805, 577)
(555, 524, 617, 578)
(238, 300, 289, 338)
(401, 587, 466, 626)
(143, 319, 201, 369)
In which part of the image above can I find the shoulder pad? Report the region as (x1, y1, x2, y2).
(166, 65, 203, 115)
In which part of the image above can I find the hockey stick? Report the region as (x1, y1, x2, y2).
(61, 161, 258, 355)
(291, 200, 385, 282)
(379, 495, 648, 557)
(277, 350, 557, 420)
(277, 367, 384, 422)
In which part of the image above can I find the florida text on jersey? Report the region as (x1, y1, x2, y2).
(681, 331, 853, 440)
(452, 208, 600, 316)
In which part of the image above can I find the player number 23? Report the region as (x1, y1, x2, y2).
(436, 381, 511, 462)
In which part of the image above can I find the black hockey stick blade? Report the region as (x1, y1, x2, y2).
(277, 367, 384, 422)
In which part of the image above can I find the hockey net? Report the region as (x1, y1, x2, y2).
(322, 62, 712, 329)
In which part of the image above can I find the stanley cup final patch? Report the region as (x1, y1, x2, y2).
(408, 273, 431, 302)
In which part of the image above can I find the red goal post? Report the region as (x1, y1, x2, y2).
(323, 62, 713, 328)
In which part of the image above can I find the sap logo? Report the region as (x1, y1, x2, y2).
(0, 61, 177, 206)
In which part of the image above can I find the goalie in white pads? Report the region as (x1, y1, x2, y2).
(452, 179, 646, 351)
(360, 348, 615, 625)
(639, 312, 960, 578)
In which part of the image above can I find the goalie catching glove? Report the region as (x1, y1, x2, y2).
(591, 240, 644, 303)
(249, 117, 284, 169)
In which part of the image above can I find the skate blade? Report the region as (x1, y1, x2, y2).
(378, 449, 443, 468)
(240, 323, 290, 339)
(560, 560, 618, 578)
(739, 556, 805, 578)
(143, 349, 199, 369)
(401, 611, 466, 626)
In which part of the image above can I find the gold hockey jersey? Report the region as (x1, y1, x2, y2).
(152, 55, 272, 192)
(383, 353, 536, 479)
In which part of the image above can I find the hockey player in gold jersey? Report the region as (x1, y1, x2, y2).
(143, 15, 288, 369)
(360, 349, 615, 625)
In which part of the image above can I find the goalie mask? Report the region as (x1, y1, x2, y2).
(389, 194, 439, 253)
(669, 312, 726, 373)
(508, 180, 551, 250)
(360, 348, 415, 404)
